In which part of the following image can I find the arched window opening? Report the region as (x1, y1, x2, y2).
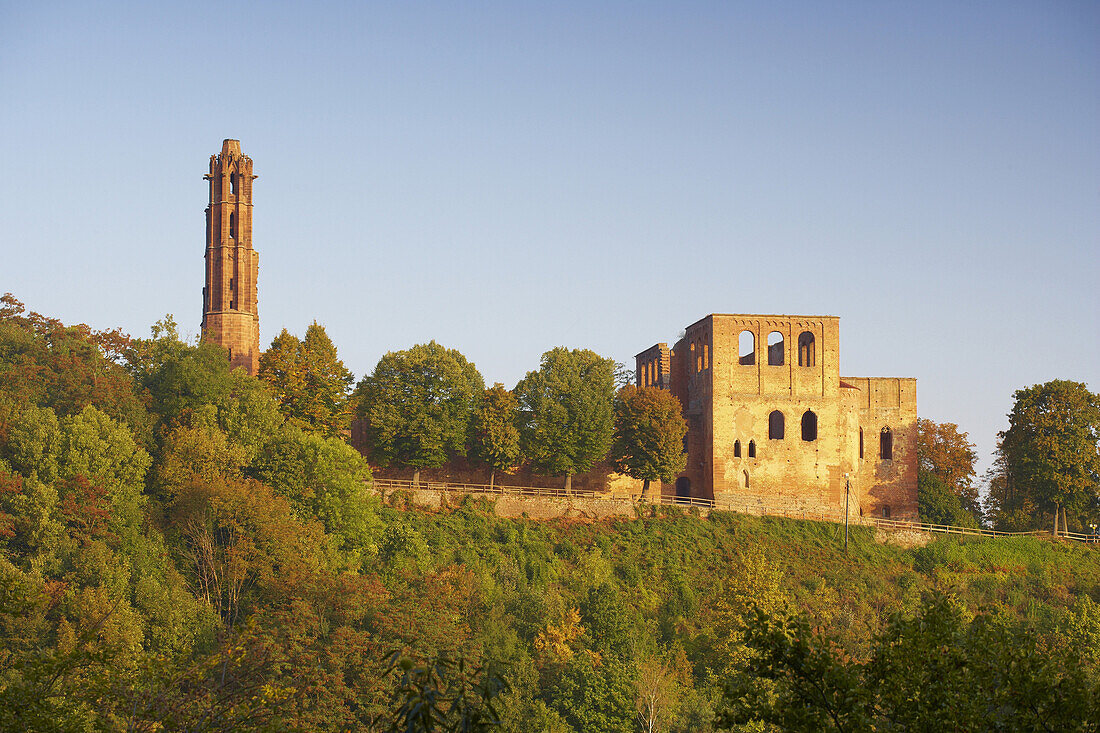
(748, 440, 756, 458)
(798, 331, 816, 367)
(859, 427, 864, 459)
(229, 212, 237, 239)
(769, 410, 785, 440)
(733, 440, 742, 458)
(739, 330, 755, 365)
(690, 342, 697, 373)
(743, 470, 750, 489)
(230, 172, 239, 196)
(767, 331, 784, 366)
(880, 427, 893, 460)
(801, 411, 818, 441)
(703, 342, 709, 370)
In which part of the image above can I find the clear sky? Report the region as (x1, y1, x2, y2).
(2, 1, 1097, 476)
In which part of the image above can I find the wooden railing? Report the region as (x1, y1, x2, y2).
(369, 478, 1099, 544)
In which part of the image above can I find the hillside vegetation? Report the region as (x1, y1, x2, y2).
(1, 296, 1098, 731)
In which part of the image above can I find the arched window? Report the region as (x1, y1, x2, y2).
(769, 411, 785, 440)
(748, 440, 756, 458)
(767, 331, 784, 365)
(733, 440, 742, 457)
(743, 470, 750, 489)
(801, 411, 817, 441)
(739, 330, 755, 365)
(798, 331, 816, 367)
(690, 342, 697, 373)
(230, 172, 239, 196)
(859, 427, 864, 458)
(880, 427, 893, 460)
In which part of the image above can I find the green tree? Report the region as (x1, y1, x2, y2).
(514, 347, 616, 492)
(611, 385, 687, 498)
(917, 471, 978, 528)
(355, 341, 485, 485)
(916, 418, 980, 521)
(469, 384, 522, 490)
(999, 380, 1100, 534)
(258, 323, 355, 437)
(250, 425, 379, 555)
(0, 294, 151, 443)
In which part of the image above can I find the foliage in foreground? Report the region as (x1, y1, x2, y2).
(3, 296, 1100, 732)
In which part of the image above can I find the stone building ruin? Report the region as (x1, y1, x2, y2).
(201, 139, 260, 375)
(637, 314, 918, 518)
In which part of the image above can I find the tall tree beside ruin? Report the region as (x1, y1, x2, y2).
(611, 385, 687, 498)
(469, 384, 522, 490)
(916, 418, 980, 524)
(998, 380, 1100, 534)
(354, 341, 485, 485)
(258, 323, 354, 437)
(514, 347, 616, 492)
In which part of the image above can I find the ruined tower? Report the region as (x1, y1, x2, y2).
(202, 139, 259, 375)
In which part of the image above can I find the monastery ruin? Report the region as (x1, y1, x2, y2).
(197, 140, 918, 518)
(636, 315, 918, 518)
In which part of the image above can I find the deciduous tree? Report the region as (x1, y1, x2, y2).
(514, 347, 616, 492)
(355, 341, 485, 485)
(611, 385, 686, 498)
(916, 418, 979, 520)
(258, 323, 355, 437)
(998, 380, 1100, 533)
(469, 384, 522, 490)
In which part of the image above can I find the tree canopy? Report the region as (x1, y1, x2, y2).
(469, 384, 523, 489)
(916, 418, 980, 525)
(990, 380, 1100, 532)
(514, 347, 616, 491)
(355, 341, 485, 482)
(611, 385, 687, 496)
(259, 323, 355, 437)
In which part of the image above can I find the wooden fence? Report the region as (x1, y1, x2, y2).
(370, 478, 1099, 544)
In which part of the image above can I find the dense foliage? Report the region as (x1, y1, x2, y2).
(258, 323, 355, 437)
(611, 385, 687, 497)
(514, 347, 617, 491)
(2, 297, 1099, 731)
(985, 380, 1100, 534)
(354, 341, 485, 484)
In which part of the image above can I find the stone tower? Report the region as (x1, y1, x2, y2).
(202, 139, 259, 375)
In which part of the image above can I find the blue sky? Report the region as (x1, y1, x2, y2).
(2, 1, 1097, 475)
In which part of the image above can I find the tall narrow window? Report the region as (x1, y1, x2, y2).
(703, 342, 709, 370)
(229, 212, 237, 239)
(734, 440, 742, 457)
(859, 428, 864, 458)
(798, 331, 816, 367)
(769, 411, 785, 440)
(739, 330, 755, 365)
(748, 440, 756, 458)
(690, 342, 697, 373)
(880, 427, 893, 460)
(767, 331, 784, 366)
(801, 411, 818, 441)
(230, 172, 239, 196)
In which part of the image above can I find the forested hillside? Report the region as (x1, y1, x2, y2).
(2, 296, 1098, 731)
